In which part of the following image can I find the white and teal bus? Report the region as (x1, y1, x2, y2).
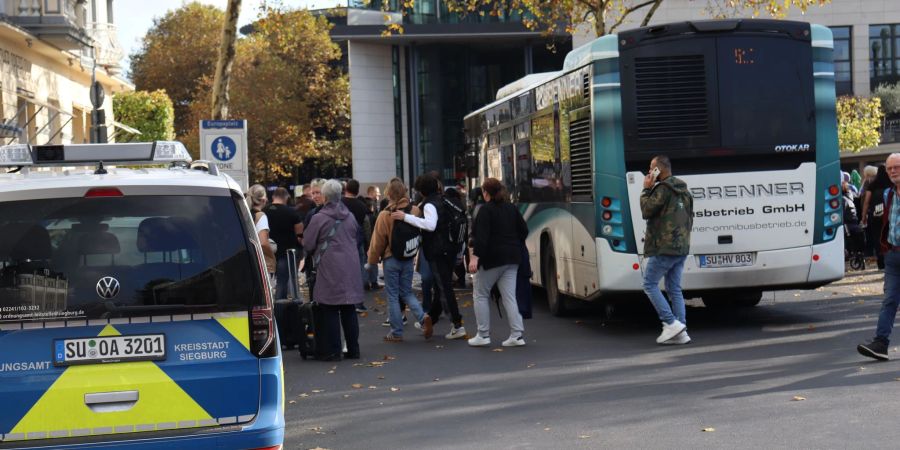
(463, 19, 844, 315)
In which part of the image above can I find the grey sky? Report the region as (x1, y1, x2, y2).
(116, 0, 342, 78)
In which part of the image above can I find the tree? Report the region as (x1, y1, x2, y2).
(211, 0, 242, 120)
(873, 82, 900, 118)
(184, 7, 350, 182)
(130, 3, 224, 138)
(382, 0, 831, 37)
(112, 90, 175, 141)
(837, 96, 883, 153)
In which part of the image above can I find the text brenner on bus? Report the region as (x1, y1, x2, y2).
(463, 19, 843, 315)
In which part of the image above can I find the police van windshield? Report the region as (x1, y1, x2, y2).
(0, 195, 264, 323)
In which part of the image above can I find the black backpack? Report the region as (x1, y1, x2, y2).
(390, 205, 421, 260)
(439, 197, 468, 256)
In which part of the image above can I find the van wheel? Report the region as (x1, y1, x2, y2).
(544, 241, 568, 316)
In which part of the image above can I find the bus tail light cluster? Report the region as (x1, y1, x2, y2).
(600, 196, 627, 251)
(822, 183, 842, 241)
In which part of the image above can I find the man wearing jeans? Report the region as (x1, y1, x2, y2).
(858, 153, 900, 360)
(640, 155, 694, 345)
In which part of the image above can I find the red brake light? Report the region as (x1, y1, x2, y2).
(828, 185, 839, 196)
(84, 187, 123, 198)
(601, 197, 612, 207)
(250, 240, 276, 358)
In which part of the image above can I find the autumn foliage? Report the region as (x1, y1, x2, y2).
(183, 7, 350, 182)
(836, 96, 884, 153)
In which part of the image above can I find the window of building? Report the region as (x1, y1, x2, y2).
(830, 26, 852, 96)
(870, 24, 900, 90)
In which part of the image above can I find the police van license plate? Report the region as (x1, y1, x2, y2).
(54, 334, 166, 366)
(699, 253, 754, 268)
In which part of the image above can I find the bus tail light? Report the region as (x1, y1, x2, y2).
(599, 196, 626, 251)
(822, 184, 842, 241)
(601, 197, 612, 207)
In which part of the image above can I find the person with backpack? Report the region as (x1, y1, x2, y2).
(393, 174, 468, 340)
(368, 177, 433, 342)
(862, 165, 892, 270)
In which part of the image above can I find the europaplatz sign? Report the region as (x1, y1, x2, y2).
(200, 120, 248, 191)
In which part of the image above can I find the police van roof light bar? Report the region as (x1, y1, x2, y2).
(0, 141, 192, 167)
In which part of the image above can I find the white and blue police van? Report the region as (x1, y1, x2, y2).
(0, 142, 284, 449)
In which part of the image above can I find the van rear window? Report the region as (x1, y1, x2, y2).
(0, 195, 264, 323)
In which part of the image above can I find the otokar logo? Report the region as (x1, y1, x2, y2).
(774, 144, 811, 152)
(96, 276, 120, 299)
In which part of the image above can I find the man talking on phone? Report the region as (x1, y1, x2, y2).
(639, 155, 694, 345)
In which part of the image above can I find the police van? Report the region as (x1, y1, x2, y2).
(0, 142, 284, 449)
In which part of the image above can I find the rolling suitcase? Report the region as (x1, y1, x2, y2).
(297, 300, 323, 360)
(275, 249, 304, 350)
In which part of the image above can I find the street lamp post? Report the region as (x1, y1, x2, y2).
(88, 46, 107, 143)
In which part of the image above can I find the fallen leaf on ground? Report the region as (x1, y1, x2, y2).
(792, 396, 806, 401)
(544, 428, 551, 431)
(311, 389, 324, 393)
(894, 377, 900, 381)
(309, 426, 323, 432)
(359, 312, 368, 318)
(390, 387, 400, 392)
(351, 384, 363, 389)
(343, 394, 351, 398)
(435, 345, 444, 349)
(289, 400, 296, 404)
(368, 385, 377, 389)
(384, 355, 396, 361)
(527, 364, 536, 368)
(579, 435, 591, 439)
(328, 370, 335, 374)
(298, 393, 309, 398)
(433, 378, 440, 382)
(492, 348, 504, 352)
(702, 427, 715, 432)
(461, 301, 473, 308)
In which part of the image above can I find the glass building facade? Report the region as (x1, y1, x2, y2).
(330, 1, 570, 185)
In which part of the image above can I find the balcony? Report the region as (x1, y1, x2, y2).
(2, 0, 92, 51)
(86, 22, 123, 74)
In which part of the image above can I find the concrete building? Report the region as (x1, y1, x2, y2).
(0, 0, 132, 146)
(328, 1, 571, 187)
(334, 0, 900, 186)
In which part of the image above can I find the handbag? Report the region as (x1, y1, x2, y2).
(306, 219, 343, 298)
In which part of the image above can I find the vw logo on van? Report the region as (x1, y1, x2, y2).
(96, 276, 121, 299)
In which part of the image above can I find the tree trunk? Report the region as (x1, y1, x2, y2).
(594, 3, 607, 36)
(211, 0, 242, 120)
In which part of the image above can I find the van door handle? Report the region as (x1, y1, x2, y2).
(85, 391, 139, 413)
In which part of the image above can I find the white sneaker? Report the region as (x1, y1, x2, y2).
(656, 320, 686, 344)
(661, 331, 691, 345)
(467, 335, 491, 347)
(445, 326, 467, 340)
(501, 336, 526, 347)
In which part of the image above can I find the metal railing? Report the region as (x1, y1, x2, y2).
(882, 118, 900, 144)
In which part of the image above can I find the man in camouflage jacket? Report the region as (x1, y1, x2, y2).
(639, 155, 693, 345)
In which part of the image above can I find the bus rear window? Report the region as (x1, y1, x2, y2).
(0, 195, 264, 323)
(717, 36, 815, 152)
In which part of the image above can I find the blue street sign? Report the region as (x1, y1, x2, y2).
(211, 136, 237, 162)
(201, 120, 244, 129)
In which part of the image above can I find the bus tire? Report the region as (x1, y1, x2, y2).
(733, 291, 762, 307)
(543, 241, 568, 316)
(702, 291, 762, 308)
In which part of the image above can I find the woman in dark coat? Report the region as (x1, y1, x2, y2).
(467, 178, 529, 348)
(303, 179, 364, 361)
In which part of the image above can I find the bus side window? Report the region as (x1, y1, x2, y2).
(515, 140, 532, 202)
(531, 114, 563, 202)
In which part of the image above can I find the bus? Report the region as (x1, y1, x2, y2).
(462, 19, 844, 315)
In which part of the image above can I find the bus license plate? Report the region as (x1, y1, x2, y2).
(699, 253, 754, 268)
(54, 334, 166, 366)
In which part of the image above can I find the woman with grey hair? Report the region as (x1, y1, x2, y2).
(247, 184, 276, 278)
(303, 179, 363, 361)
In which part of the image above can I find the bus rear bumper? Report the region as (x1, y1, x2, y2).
(596, 235, 844, 294)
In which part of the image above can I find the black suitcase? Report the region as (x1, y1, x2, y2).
(274, 249, 305, 350)
(297, 300, 323, 360)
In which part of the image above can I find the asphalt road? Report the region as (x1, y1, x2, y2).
(282, 268, 900, 449)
